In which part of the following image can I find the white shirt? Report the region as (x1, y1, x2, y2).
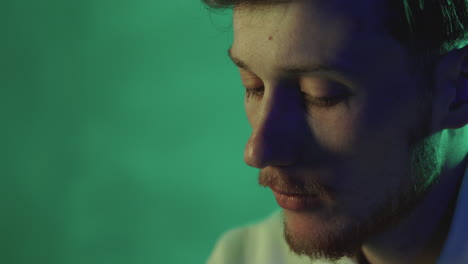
(207, 163, 468, 264)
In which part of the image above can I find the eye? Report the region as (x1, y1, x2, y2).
(245, 86, 348, 108)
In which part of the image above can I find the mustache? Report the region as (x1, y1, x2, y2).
(258, 168, 333, 199)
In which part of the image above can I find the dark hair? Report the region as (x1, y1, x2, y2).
(201, 0, 468, 93)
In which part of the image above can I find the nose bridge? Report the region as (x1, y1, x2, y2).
(244, 84, 304, 168)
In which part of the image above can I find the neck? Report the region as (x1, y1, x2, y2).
(360, 158, 466, 264)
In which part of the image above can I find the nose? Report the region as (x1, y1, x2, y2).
(243, 84, 306, 169)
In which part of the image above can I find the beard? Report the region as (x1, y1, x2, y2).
(282, 129, 442, 262)
(273, 91, 443, 262)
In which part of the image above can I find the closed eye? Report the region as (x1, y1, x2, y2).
(245, 86, 348, 108)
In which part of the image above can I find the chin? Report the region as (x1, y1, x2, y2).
(281, 208, 367, 262)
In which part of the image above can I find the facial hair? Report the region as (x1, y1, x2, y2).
(275, 91, 443, 262)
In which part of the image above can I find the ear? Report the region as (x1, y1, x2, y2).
(433, 45, 468, 130)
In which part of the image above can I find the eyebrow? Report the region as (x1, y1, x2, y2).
(227, 47, 356, 83)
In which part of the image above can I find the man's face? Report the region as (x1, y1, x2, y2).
(231, 0, 444, 261)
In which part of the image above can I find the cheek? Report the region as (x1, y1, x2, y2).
(330, 120, 413, 214)
(336, 159, 408, 222)
(245, 103, 260, 127)
(306, 101, 363, 155)
(306, 103, 409, 207)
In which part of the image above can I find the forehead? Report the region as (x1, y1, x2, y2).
(233, 0, 387, 36)
(231, 0, 394, 79)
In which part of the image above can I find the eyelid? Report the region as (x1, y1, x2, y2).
(303, 71, 358, 91)
(239, 72, 263, 87)
(244, 86, 349, 108)
(240, 72, 352, 95)
(300, 78, 348, 97)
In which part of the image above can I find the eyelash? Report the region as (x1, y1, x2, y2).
(245, 86, 346, 108)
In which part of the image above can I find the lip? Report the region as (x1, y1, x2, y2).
(272, 189, 322, 211)
(269, 185, 309, 196)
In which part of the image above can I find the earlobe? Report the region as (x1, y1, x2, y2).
(437, 48, 468, 130)
(444, 70, 468, 129)
(449, 59, 468, 111)
(442, 103, 468, 129)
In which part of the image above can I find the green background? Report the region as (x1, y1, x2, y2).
(1, 1, 278, 264)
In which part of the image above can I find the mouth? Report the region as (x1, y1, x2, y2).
(271, 189, 322, 211)
(268, 185, 311, 196)
(267, 182, 327, 211)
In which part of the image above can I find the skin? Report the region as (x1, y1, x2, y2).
(229, 0, 468, 263)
